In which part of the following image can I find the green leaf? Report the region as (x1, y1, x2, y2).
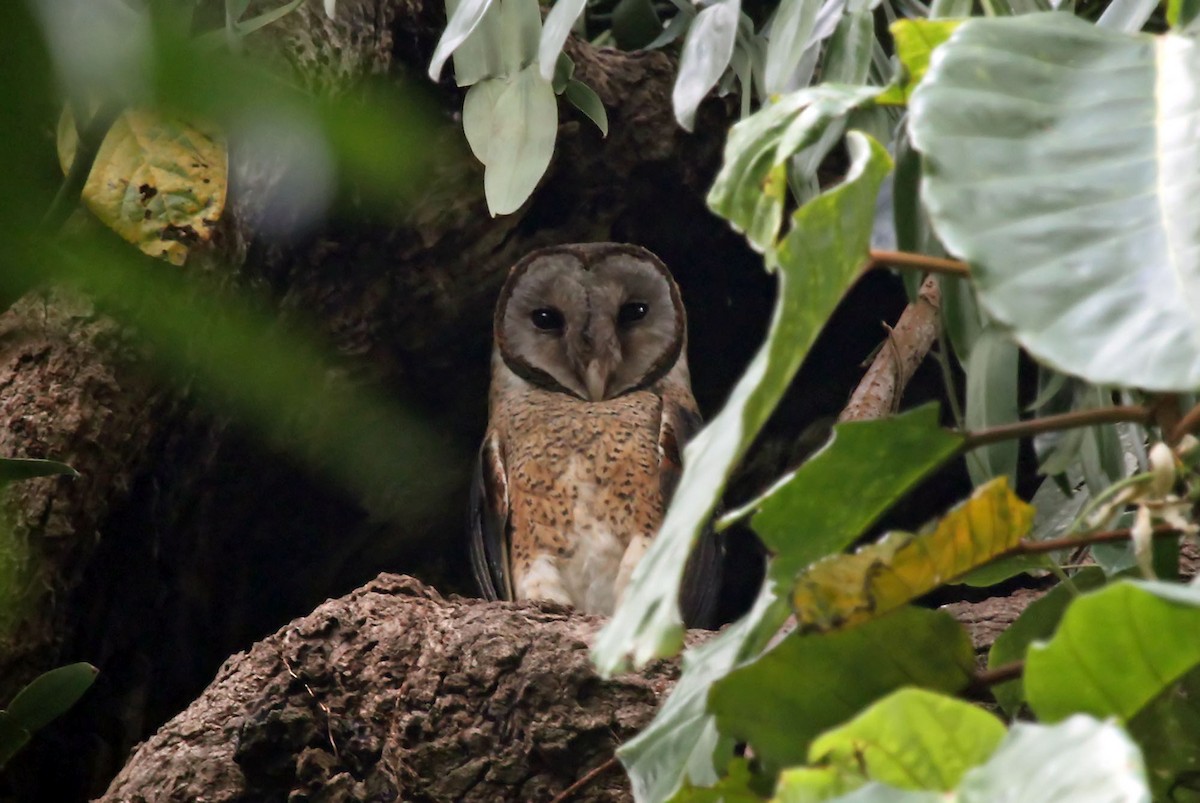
(5, 663, 98, 736)
(1169, 0, 1200, 28)
(0, 712, 31, 770)
(724, 405, 962, 583)
(564, 79, 608, 137)
(673, 0, 741, 130)
(538, 0, 587, 81)
(462, 66, 558, 216)
(764, 0, 821, 94)
(954, 716, 1150, 803)
(0, 458, 78, 485)
(986, 567, 1107, 715)
(672, 759, 763, 802)
(963, 328, 1019, 487)
(1128, 666, 1200, 802)
(592, 133, 891, 674)
(429, 0, 499, 79)
(791, 478, 1033, 632)
(1026, 581, 1200, 722)
(822, 12, 875, 86)
(773, 767, 859, 802)
(707, 85, 881, 253)
(911, 14, 1200, 391)
(710, 607, 975, 771)
(1097, 0, 1159, 31)
(620, 583, 790, 803)
(808, 688, 1006, 791)
(612, 0, 664, 49)
(876, 19, 961, 105)
(497, 0, 542, 75)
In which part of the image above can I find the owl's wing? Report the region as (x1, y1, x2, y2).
(659, 402, 724, 629)
(469, 432, 513, 601)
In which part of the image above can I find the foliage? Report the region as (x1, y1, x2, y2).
(10, 0, 1200, 797)
(0, 663, 98, 769)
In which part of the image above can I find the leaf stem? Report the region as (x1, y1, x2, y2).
(970, 659, 1024, 688)
(548, 757, 620, 803)
(961, 405, 1152, 450)
(40, 100, 122, 234)
(1010, 523, 1179, 556)
(867, 249, 971, 278)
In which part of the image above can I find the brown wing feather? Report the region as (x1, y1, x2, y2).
(659, 401, 723, 629)
(469, 432, 513, 601)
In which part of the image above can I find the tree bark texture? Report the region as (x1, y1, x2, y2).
(99, 574, 676, 803)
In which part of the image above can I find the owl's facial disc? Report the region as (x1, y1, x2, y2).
(497, 245, 685, 401)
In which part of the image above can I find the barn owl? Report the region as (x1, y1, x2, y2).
(469, 243, 721, 626)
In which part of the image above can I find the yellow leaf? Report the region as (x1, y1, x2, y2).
(57, 107, 228, 266)
(792, 477, 1034, 632)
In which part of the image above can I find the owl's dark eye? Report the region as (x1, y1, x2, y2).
(531, 307, 565, 331)
(618, 302, 649, 325)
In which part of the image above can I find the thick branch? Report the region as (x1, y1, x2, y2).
(839, 274, 941, 423)
(98, 575, 683, 803)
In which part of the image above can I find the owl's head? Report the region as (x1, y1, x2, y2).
(493, 243, 687, 402)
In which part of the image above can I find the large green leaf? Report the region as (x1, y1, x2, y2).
(808, 688, 1006, 791)
(710, 607, 975, 771)
(724, 404, 961, 583)
(619, 583, 790, 803)
(429, 0, 498, 79)
(1025, 581, 1200, 723)
(0, 458, 78, 485)
(592, 133, 891, 674)
(911, 13, 1200, 391)
(708, 85, 880, 253)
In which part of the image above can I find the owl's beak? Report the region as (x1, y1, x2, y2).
(584, 359, 610, 402)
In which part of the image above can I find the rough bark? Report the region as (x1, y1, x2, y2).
(99, 574, 677, 803)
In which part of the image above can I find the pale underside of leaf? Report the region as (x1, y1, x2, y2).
(673, 0, 741, 130)
(910, 14, 1200, 390)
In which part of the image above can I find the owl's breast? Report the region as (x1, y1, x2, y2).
(499, 390, 666, 613)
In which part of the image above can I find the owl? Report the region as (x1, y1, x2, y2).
(469, 243, 721, 626)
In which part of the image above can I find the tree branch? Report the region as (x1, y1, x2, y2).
(867, 249, 971, 278)
(1010, 524, 1180, 556)
(1170, 399, 1200, 445)
(839, 274, 941, 423)
(961, 405, 1153, 450)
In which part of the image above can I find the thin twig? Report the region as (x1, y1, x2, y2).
(1011, 523, 1180, 556)
(40, 100, 123, 234)
(548, 757, 620, 803)
(1170, 399, 1200, 445)
(970, 660, 1024, 688)
(868, 249, 971, 278)
(961, 405, 1152, 450)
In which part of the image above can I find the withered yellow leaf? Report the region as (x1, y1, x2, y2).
(57, 107, 227, 266)
(792, 477, 1034, 632)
